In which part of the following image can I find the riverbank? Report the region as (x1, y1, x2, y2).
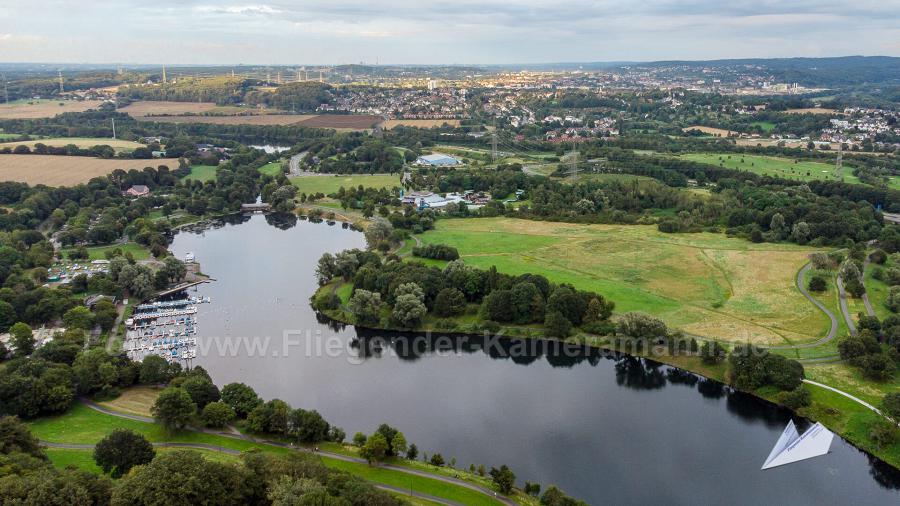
(314, 280, 900, 471)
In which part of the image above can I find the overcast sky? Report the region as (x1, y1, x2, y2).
(1, 0, 899, 64)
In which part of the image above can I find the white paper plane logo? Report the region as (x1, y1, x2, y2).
(762, 420, 834, 470)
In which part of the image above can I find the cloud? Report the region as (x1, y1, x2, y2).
(1, 0, 898, 63)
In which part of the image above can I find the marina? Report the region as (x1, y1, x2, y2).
(123, 293, 209, 365)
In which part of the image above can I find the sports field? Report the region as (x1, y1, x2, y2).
(0, 99, 105, 119)
(418, 217, 827, 345)
(0, 137, 145, 153)
(290, 174, 401, 195)
(0, 154, 181, 186)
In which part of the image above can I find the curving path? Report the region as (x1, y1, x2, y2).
(78, 400, 512, 506)
(861, 256, 876, 318)
(836, 275, 858, 336)
(41, 440, 460, 505)
(771, 263, 839, 351)
(801, 379, 883, 415)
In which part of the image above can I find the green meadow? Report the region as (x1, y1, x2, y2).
(291, 174, 402, 195)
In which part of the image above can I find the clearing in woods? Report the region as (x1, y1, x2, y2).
(417, 217, 827, 346)
(0, 154, 181, 186)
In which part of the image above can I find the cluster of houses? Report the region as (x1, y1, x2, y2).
(320, 87, 469, 119)
(400, 190, 492, 210)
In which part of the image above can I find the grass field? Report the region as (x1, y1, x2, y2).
(0, 154, 182, 186)
(297, 115, 382, 130)
(290, 174, 401, 195)
(417, 218, 827, 345)
(681, 152, 900, 189)
(0, 137, 145, 153)
(30, 402, 503, 506)
(120, 100, 226, 116)
(60, 242, 151, 261)
(0, 99, 105, 119)
(182, 164, 219, 182)
(258, 161, 283, 177)
(97, 386, 160, 417)
(750, 121, 776, 132)
(682, 125, 735, 137)
(383, 119, 461, 129)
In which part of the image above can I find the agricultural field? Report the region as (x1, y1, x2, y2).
(181, 164, 219, 182)
(290, 174, 401, 195)
(0, 137, 145, 153)
(681, 125, 736, 137)
(138, 114, 315, 126)
(0, 154, 181, 186)
(417, 217, 828, 345)
(383, 119, 461, 129)
(297, 114, 382, 130)
(785, 108, 841, 115)
(0, 99, 105, 119)
(120, 100, 231, 116)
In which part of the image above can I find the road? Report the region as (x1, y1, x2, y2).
(770, 263, 838, 352)
(861, 255, 876, 318)
(77, 400, 513, 506)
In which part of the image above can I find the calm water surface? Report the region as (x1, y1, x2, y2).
(169, 214, 900, 505)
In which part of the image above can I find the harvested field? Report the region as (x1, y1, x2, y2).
(0, 100, 105, 119)
(139, 114, 315, 126)
(785, 108, 841, 115)
(120, 100, 222, 116)
(682, 125, 736, 137)
(0, 137, 145, 152)
(297, 115, 381, 130)
(383, 119, 461, 129)
(0, 154, 181, 186)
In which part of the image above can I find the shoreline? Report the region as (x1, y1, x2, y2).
(313, 283, 900, 472)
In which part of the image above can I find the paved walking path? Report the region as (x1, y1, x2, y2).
(836, 275, 858, 337)
(802, 379, 882, 415)
(772, 263, 839, 351)
(78, 400, 512, 505)
(41, 439, 460, 505)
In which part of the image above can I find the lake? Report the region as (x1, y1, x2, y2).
(169, 213, 900, 505)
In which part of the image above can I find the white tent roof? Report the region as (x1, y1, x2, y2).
(761, 420, 834, 470)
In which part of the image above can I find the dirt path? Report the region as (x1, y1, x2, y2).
(79, 400, 512, 505)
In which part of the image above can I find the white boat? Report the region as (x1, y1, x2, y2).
(761, 420, 834, 470)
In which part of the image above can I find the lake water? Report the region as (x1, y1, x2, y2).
(169, 213, 900, 505)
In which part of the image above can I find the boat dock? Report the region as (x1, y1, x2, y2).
(125, 293, 209, 365)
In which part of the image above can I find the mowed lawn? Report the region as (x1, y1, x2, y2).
(60, 242, 151, 261)
(0, 137, 145, 153)
(181, 165, 219, 182)
(290, 174, 401, 195)
(679, 153, 900, 189)
(419, 218, 827, 345)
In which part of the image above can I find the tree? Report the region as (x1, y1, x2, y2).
(616, 312, 668, 340)
(887, 286, 900, 313)
(490, 465, 516, 495)
(434, 288, 466, 317)
(349, 290, 382, 325)
(364, 219, 394, 249)
(0, 300, 18, 332)
(429, 453, 445, 467)
(406, 443, 418, 461)
(778, 386, 811, 409)
(150, 387, 196, 431)
(360, 432, 388, 464)
(315, 253, 336, 285)
(139, 355, 172, 385)
(201, 401, 236, 428)
(220, 382, 261, 417)
(0, 416, 45, 458)
(289, 408, 330, 443)
(390, 431, 408, 457)
(808, 274, 827, 292)
(352, 432, 367, 447)
(181, 375, 220, 409)
(111, 450, 250, 506)
(328, 426, 346, 443)
(543, 311, 572, 338)
(699, 340, 726, 364)
(93, 429, 155, 478)
(392, 293, 427, 327)
(62, 306, 94, 331)
(9, 322, 34, 357)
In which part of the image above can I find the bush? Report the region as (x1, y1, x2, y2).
(429, 453, 445, 467)
(699, 340, 726, 364)
(313, 291, 341, 311)
(869, 419, 898, 449)
(434, 287, 467, 316)
(881, 392, 900, 419)
(544, 311, 572, 338)
(201, 401, 236, 428)
(778, 386, 811, 409)
(808, 274, 827, 292)
(93, 429, 155, 478)
(412, 243, 460, 261)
